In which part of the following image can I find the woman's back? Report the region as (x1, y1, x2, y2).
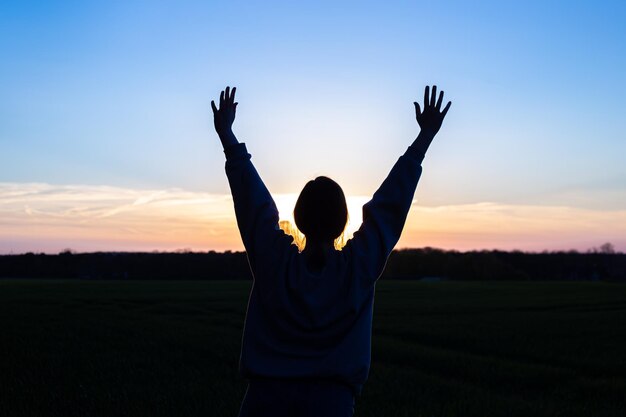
(224, 141, 425, 395)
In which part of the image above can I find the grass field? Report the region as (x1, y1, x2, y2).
(1, 280, 625, 417)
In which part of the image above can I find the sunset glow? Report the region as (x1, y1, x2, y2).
(2, 182, 624, 254)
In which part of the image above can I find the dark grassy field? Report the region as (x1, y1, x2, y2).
(1, 280, 625, 417)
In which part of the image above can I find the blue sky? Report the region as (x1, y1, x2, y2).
(1, 1, 625, 252)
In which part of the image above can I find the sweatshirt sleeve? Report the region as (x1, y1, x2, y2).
(224, 143, 293, 273)
(344, 145, 424, 284)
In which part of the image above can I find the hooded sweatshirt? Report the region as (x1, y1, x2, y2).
(224, 142, 424, 395)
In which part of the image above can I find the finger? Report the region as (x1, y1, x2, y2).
(442, 101, 452, 117)
(231, 87, 236, 104)
(431, 85, 437, 107)
(225, 86, 230, 103)
(234, 102, 238, 111)
(220, 90, 225, 108)
(414, 101, 421, 117)
(424, 86, 429, 108)
(436, 91, 444, 110)
(211, 100, 217, 114)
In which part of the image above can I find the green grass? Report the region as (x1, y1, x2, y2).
(1, 280, 625, 417)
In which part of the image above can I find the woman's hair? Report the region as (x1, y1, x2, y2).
(294, 176, 348, 243)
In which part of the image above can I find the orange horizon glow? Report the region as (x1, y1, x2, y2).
(1, 182, 625, 255)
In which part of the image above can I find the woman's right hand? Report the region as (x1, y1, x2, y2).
(414, 85, 451, 137)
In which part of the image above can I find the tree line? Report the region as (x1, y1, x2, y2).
(0, 247, 624, 281)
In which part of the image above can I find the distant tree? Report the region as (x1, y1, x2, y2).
(588, 242, 616, 254)
(599, 242, 616, 254)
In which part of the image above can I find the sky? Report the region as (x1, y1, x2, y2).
(1, 1, 625, 253)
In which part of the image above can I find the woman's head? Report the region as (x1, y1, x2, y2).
(294, 176, 348, 243)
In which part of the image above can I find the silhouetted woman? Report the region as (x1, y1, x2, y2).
(211, 85, 451, 417)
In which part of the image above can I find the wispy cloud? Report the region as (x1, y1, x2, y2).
(1, 183, 625, 254)
(0, 182, 240, 253)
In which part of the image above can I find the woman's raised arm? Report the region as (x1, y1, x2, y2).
(344, 85, 451, 284)
(211, 86, 293, 274)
